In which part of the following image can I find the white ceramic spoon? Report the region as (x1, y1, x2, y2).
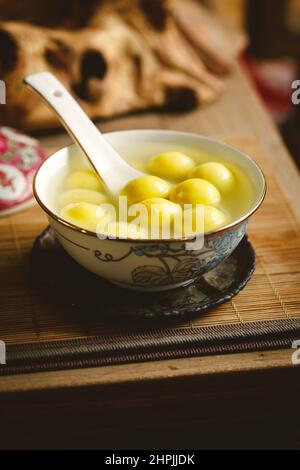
(24, 72, 145, 197)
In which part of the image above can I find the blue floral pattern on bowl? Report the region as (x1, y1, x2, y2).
(94, 221, 248, 288)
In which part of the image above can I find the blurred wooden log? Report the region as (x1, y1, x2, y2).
(206, 0, 246, 29)
(0, 0, 247, 130)
(172, 0, 248, 74)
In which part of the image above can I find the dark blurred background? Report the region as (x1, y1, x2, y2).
(206, 0, 300, 168)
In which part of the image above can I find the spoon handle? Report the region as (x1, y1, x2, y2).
(24, 72, 142, 196)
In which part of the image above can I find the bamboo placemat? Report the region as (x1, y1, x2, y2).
(0, 137, 299, 374)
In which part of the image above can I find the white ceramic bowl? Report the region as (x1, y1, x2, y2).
(34, 130, 266, 291)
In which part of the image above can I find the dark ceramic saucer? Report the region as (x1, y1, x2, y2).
(31, 227, 255, 319)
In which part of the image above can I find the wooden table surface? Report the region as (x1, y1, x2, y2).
(1, 64, 300, 449)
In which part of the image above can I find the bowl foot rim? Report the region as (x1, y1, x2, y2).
(110, 278, 195, 292)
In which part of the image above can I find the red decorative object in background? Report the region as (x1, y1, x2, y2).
(242, 54, 298, 123)
(0, 127, 46, 216)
